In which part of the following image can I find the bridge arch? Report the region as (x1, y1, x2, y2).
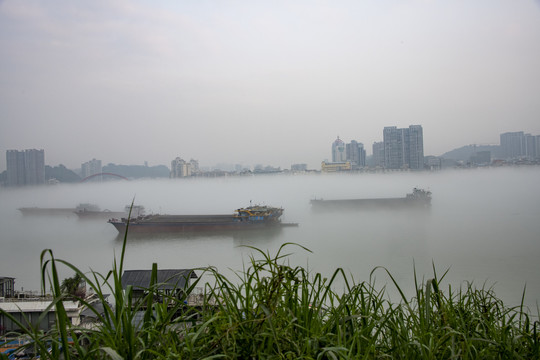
(80, 172, 129, 182)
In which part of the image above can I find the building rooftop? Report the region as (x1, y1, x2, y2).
(121, 269, 197, 290)
(0, 300, 79, 313)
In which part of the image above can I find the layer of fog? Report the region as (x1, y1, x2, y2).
(0, 167, 539, 309)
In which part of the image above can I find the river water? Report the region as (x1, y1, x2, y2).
(1, 167, 539, 311)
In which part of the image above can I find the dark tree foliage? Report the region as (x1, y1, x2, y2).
(60, 273, 86, 299)
(441, 144, 502, 161)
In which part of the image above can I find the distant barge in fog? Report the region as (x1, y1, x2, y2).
(75, 204, 145, 220)
(18, 207, 76, 216)
(18, 203, 99, 216)
(108, 205, 298, 234)
(310, 188, 432, 210)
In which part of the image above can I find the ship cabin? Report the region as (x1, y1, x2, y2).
(406, 188, 432, 204)
(234, 206, 284, 223)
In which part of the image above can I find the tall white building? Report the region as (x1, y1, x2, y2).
(81, 159, 102, 180)
(500, 132, 525, 159)
(6, 149, 45, 186)
(331, 137, 346, 162)
(383, 125, 424, 170)
(500, 131, 539, 159)
(372, 142, 385, 168)
(408, 125, 424, 170)
(171, 157, 192, 178)
(346, 140, 366, 168)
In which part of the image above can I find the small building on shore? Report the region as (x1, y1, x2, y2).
(0, 299, 80, 334)
(121, 268, 198, 304)
(321, 161, 352, 173)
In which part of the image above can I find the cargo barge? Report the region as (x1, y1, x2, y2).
(18, 203, 98, 216)
(310, 188, 432, 210)
(108, 205, 297, 234)
(75, 204, 145, 220)
(18, 207, 76, 216)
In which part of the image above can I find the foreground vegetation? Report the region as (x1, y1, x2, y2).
(2, 237, 539, 359)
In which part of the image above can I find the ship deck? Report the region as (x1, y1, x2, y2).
(135, 214, 237, 223)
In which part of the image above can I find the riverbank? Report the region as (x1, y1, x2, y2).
(2, 242, 539, 359)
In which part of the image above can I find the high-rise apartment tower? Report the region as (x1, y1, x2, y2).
(6, 149, 45, 186)
(383, 125, 424, 170)
(81, 159, 102, 180)
(346, 140, 366, 168)
(331, 137, 346, 162)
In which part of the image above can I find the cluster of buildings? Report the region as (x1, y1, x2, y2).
(1, 270, 202, 336)
(3, 128, 540, 185)
(323, 125, 425, 172)
(500, 131, 540, 160)
(5, 149, 45, 186)
(323, 127, 540, 173)
(170, 157, 200, 178)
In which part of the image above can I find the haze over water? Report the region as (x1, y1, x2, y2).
(1, 167, 539, 310)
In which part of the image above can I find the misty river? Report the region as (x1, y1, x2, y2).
(1, 167, 539, 310)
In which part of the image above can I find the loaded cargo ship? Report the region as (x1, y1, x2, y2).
(310, 188, 432, 210)
(108, 205, 297, 234)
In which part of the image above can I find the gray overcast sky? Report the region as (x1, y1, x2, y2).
(1, 0, 540, 170)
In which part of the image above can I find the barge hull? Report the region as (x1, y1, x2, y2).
(76, 211, 126, 219)
(109, 220, 291, 234)
(311, 197, 421, 209)
(108, 205, 297, 235)
(310, 188, 432, 210)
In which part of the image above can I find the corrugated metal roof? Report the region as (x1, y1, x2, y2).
(80, 301, 105, 318)
(0, 300, 79, 313)
(121, 269, 197, 290)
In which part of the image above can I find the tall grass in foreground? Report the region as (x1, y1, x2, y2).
(2, 235, 539, 359)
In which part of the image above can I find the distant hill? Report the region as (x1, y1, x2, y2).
(102, 164, 170, 179)
(46, 165, 81, 183)
(440, 145, 502, 161)
(0, 165, 81, 185)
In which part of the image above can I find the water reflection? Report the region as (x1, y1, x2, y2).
(114, 227, 285, 243)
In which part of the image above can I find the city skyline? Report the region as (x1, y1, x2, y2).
(1, 1, 540, 171)
(0, 126, 530, 172)
(4, 127, 539, 180)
